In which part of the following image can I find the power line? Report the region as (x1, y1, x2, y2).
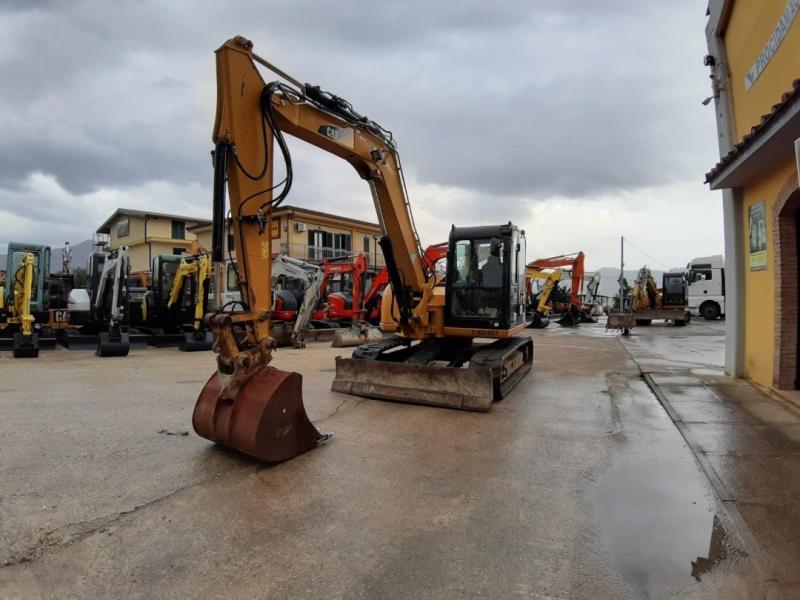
(622, 237, 670, 269)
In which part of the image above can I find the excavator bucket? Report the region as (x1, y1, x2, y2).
(180, 331, 214, 352)
(331, 324, 383, 348)
(527, 313, 550, 329)
(556, 312, 579, 327)
(13, 332, 39, 358)
(193, 367, 328, 462)
(96, 332, 130, 357)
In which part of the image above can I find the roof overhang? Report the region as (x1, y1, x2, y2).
(707, 92, 800, 190)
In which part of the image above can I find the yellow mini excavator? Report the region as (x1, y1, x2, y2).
(0, 251, 37, 357)
(167, 252, 214, 351)
(525, 268, 562, 329)
(193, 37, 533, 462)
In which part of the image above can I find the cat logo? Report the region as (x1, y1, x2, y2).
(319, 125, 340, 141)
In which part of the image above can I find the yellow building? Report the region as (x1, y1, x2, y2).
(705, 0, 800, 394)
(189, 204, 385, 269)
(96, 209, 211, 273)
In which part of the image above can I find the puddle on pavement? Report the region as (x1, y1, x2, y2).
(597, 380, 747, 594)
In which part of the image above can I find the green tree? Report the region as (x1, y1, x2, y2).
(73, 267, 88, 288)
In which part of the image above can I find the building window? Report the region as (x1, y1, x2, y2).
(171, 220, 186, 240)
(173, 247, 185, 256)
(333, 233, 351, 257)
(308, 230, 332, 260)
(363, 236, 370, 254)
(117, 218, 130, 238)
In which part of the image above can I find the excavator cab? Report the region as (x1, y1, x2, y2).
(662, 270, 688, 308)
(445, 225, 527, 331)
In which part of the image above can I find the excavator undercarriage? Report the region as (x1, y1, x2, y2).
(333, 334, 532, 411)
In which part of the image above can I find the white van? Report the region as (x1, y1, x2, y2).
(686, 255, 725, 320)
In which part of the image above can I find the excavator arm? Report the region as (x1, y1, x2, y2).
(206, 36, 429, 399)
(526, 268, 562, 315)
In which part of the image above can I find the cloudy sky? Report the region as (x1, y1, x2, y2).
(0, 1, 722, 270)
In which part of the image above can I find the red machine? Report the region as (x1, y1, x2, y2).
(321, 253, 372, 323)
(361, 243, 447, 323)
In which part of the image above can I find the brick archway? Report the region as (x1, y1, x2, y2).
(772, 171, 800, 389)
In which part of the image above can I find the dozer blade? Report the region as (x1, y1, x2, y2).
(193, 367, 328, 462)
(180, 331, 214, 352)
(96, 332, 130, 357)
(332, 357, 495, 411)
(13, 332, 39, 358)
(331, 324, 383, 348)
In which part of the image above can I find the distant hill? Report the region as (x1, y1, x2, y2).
(0, 239, 94, 273)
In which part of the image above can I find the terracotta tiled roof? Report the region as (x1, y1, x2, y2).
(705, 79, 800, 183)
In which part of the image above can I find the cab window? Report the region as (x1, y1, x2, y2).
(450, 238, 505, 318)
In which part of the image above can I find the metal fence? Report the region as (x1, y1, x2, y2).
(279, 242, 386, 269)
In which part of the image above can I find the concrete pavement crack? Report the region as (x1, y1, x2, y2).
(0, 472, 241, 569)
(321, 397, 366, 422)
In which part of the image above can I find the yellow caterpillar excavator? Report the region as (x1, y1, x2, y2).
(0, 252, 37, 357)
(525, 268, 562, 329)
(167, 252, 214, 351)
(193, 36, 533, 462)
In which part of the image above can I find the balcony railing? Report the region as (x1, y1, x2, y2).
(279, 242, 386, 269)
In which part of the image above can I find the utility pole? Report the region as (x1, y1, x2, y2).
(618, 236, 625, 312)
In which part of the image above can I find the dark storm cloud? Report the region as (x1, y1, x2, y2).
(0, 0, 715, 239)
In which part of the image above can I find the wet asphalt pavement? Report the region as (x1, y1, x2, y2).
(621, 318, 800, 599)
(0, 320, 781, 599)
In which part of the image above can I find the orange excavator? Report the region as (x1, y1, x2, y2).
(526, 252, 595, 326)
(194, 37, 532, 463)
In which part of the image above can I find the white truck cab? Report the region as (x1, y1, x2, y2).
(686, 255, 725, 320)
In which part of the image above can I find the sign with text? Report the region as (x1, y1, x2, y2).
(745, 0, 800, 91)
(748, 200, 768, 270)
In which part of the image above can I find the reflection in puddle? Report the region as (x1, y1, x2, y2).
(691, 514, 743, 581)
(598, 453, 717, 590)
(595, 372, 752, 595)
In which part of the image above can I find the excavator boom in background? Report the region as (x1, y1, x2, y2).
(193, 36, 533, 463)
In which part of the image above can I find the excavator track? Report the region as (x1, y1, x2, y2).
(333, 335, 533, 411)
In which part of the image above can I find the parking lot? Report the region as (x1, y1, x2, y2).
(5, 320, 788, 599)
